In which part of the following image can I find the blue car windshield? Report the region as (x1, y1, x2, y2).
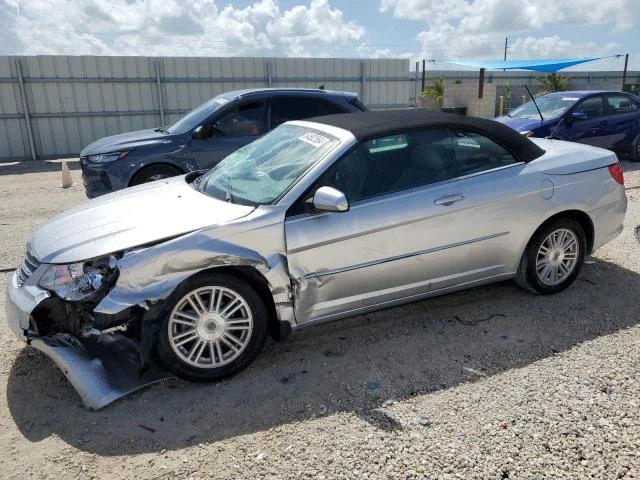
(195, 124, 339, 205)
(509, 95, 578, 120)
(166, 96, 230, 134)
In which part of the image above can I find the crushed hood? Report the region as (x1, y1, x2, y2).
(30, 176, 255, 264)
(80, 129, 174, 157)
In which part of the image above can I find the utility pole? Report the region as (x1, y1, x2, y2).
(503, 37, 509, 72)
(421, 59, 426, 92)
(621, 53, 629, 91)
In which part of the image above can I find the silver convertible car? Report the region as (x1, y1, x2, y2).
(6, 110, 627, 408)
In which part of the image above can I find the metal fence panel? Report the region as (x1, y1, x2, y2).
(0, 54, 636, 161)
(0, 55, 415, 160)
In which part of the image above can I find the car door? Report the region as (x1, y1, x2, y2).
(560, 95, 608, 147)
(270, 95, 348, 129)
(284, 127, 532, 324)
(603, 94, 640, 152)
(190, 98, 268, 169)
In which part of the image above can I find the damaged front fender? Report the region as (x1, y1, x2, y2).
(96, 232, 269, 314)
(95, 229, 295, 358)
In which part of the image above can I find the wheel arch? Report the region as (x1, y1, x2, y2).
(529, 209, 595, 255)
(128, 162, 186, 186)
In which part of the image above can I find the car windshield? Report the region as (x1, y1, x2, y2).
(509, 95, 578, 120)
(166, 96, 230, 134)
(195, 124, 339, 205)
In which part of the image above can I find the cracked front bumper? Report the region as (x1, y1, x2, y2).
(6, 271, 172, 410)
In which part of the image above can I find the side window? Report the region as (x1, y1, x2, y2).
(606, 94, 638, 115)
(573, 96, 604, 118)
(449, 129, 518, 176)
(272, 96, 345, 127)
(213, 100, 265, 137)
(317, 128, 453, 204)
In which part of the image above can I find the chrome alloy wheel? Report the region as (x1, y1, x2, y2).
(168, 286, 253, 368)
(535, 228, 579, 286)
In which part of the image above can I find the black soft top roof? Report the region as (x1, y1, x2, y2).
(308, 110, 545, 162)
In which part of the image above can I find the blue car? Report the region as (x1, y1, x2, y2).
(80, 88, 367, 198)
(494, 91, 640, 161)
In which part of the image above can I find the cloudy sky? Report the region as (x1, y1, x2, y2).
(1, 0, 638, 70)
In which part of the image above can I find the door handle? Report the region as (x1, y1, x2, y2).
(434, 194, 464, 206)
(599, 120, 608, 125)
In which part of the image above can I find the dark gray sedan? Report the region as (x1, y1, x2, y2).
(80, 88, 366, 197)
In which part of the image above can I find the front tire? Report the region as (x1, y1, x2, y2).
(515, 219, 586, 295)
(156, 273, 268, 382)
(130, 164, 182, 186)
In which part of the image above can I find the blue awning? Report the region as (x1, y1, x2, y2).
(446, 57, 601, 73)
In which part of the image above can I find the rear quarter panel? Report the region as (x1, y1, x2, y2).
(529, 164, 626, 255)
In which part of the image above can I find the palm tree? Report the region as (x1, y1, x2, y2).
(421, 77, 445, 107)
(536, 73, 568, 94)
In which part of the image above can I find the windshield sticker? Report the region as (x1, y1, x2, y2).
(299, 132, 330, 147)
(561, 97, 579, 101)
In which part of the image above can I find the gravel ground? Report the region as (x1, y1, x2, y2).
(0, 161, 639, 479)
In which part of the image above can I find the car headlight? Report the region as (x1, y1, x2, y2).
(86, 151, 129, 163)
(519, 130, 535, 137)
(38, 256, 118, 302)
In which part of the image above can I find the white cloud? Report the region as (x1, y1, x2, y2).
(0, 0, 365, 57)
(356, 44, 414, 59)
(380, 0, 636, 30)
(380, 0, 639, 68)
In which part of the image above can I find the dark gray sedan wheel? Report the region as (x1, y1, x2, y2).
(515, 218, 587, 295)
(156, 273, 268, 382)
(130, 164, 183, 186)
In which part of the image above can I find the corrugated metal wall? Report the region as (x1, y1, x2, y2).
(1, 54, 636, 162)
(0, 55, 413, 161)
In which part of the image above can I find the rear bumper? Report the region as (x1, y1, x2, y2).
(589, 194, 627, 252)
(5, 271, 50, 342)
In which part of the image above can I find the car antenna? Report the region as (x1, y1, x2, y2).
(547, 115, 566, 140)
(318, 84, 325, 90)
(524, 84, 544, 123)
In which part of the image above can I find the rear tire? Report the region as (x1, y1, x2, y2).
(515, 219, 586, 295)
(130, 164, 183, 186)
(156, 273, 268, 382)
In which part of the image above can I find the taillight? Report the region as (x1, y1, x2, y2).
(608, 164, 624, 186)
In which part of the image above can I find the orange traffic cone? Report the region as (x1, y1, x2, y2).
(60, 161, 74, 188)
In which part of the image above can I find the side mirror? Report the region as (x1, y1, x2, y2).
(312, 186, 349, 213)
(569, 112, 588, 122)
(192, 125, 211, 140)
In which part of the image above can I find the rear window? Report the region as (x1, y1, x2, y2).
(606, 95, 638, 115)
(349, 98, 368, 111)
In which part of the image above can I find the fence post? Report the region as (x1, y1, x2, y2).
(266, 59, 272, 87)
(154, 61, 165, 126)
(414, 61, 419, 108)
(360, 60, 366, 104)
(15, 58, 37, 161)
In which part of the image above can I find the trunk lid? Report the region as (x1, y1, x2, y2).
(528, 138, 618, 175)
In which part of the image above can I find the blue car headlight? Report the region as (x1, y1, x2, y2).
(38, 256, 118, 302)
(86, 151, 128, 163)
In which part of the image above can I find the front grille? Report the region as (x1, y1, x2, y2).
(16, 249, 41, 287)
